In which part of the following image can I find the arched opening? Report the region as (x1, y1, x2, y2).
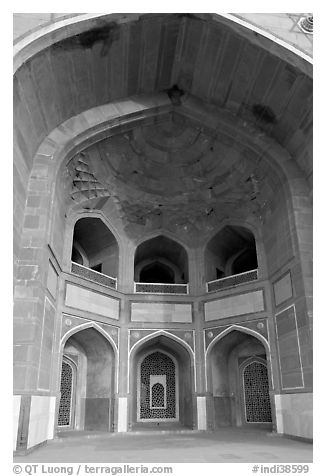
(138, 351, 178, 421)
(58, 327, 116, 433)
(130, 335, 194, 429)
(232, 248, 258, 275)
(205, 225, 258, 282)
(134, 236, 188, 284)
(139, 261, 175, 284)
(71, 217, 119, 278)
(207, 329, 272, 430)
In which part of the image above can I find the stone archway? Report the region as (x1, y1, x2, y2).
(130, 334, 194, 429)
(58, 326, 116, 432)
(206, 329, 273, 430)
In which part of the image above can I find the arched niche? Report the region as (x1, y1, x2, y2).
(205, 225, 258, 282)
(58, 326, 116, 432)
(206, 329, 272, 430)
(130, 334, 194, 429)
(72, 217, 119, 278)
(134, 235, 188, 284)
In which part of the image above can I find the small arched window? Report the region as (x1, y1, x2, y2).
(151, 383, 165, 408)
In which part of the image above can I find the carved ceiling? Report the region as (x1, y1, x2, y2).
(66, 111, 279, 239)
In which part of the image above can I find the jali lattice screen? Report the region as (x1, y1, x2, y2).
(243, 361, 272, 423)
(139, 352, 176, 420)
(58, 361, 73, 427)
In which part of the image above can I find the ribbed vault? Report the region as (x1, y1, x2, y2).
(14, 13, 312, 186)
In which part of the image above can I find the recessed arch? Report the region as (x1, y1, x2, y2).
(22, 98, 309, 264)
(60, 321, 118, 355)
(134, 235, 189, 284)
(139, 260, 176, 284)
(137, 348, 179, 422)
(129, 331, 195, 429)
(129, 330, 195, 360)
(58, 321, 117, 433)
(14, 13, 312, 76)
(206, 324, 270, 358)
(205, 225, 258, 282)
(70, 216, 119, 278)
(205, 326, 273, 429)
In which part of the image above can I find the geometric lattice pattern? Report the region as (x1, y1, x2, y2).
(243, 361, 272, 423)
(135, 282, 188, 294)
(207, 269, 258, 292)
(71, 261, 117, 289)
(58, 361, 73, 427)
(152, 383, 165, 408)
(140, 352, 176, 420)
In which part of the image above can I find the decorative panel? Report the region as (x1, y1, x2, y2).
(65, 283, 119, 319)
(131, 302, 192, 323)
(58, 361, 73, 427)
(71, 262, 117, 289)
(204, 290, 264, 321)
(135, 282, 188, 294)
(207, 269, 258, 292)
(138, 352, 177, 421)
(243, 361, 272, 423)
(273, 272, 293, 306)
(275, 305, 304, 389)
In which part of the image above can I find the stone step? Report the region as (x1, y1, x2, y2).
(53, 428, 205, 443)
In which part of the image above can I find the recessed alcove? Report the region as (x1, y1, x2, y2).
(134, 236, 188, 284)
(207, 330, 272, 430)
(71, 217, 118, 278)
(205, 225, 258, 282)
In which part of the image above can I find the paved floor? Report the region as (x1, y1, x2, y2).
(14, 429, 312, 463)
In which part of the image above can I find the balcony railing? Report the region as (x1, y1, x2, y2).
(206, 269, 258, 293)
(71, 262, 117, 290)
(134, 282, 189, 295)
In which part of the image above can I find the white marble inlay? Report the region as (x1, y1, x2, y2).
(117, 397, 128, 432)
(131, 302, 192, 322)
(65, 283, 119, 319)
(197, 396, 207, 430)
(205, 290, 264, 321)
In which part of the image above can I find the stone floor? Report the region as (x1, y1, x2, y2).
(14, 428, 312, 463)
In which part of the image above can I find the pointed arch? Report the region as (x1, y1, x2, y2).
(128, 329, 195, 394)
(129, 329, 194, 358)
(60, 320, 118, 355)
(206, 324, 270, 357)
(205, 324, 272, 393)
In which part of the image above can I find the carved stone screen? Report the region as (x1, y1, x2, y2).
(139, 352, 177, 420)
(152, 383, 165, 408)
(58, 361, 73, 427)
(243, 361, 272, 423)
